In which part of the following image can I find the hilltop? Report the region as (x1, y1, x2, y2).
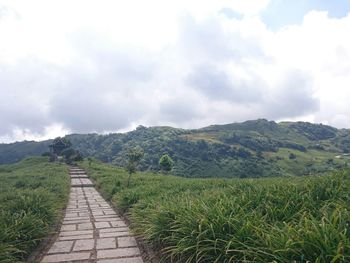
(1, 119, 350, 178)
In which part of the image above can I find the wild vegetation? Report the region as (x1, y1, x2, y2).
(81, 159, 350, 263)
(1, 120, 350, 178)
(0, 141, 51, 164)
(125, 146, 144, 187)
(0, 157, 69, 263)
(46, 137, 83, 163)
(159, 153, 174, 173)
(1, 136, 349, 262)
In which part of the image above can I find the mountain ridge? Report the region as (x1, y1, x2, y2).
(1, 119, 350, 178)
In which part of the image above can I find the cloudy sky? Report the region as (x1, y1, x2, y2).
(1, 0, 350, 142)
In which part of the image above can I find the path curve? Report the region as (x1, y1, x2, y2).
(40, 167, 144, 263)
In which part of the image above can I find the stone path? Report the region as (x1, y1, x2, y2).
(41, 167, 144, 263)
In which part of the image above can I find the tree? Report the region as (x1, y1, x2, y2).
(159, 154, 174, 174)
(73, 150, 83, 161)
(126, 147, 144, 186)
(237, 148, 251, 158)
(49, 137, 82, 164)
(289, 153, 297, 160)
(61, 148, 76, 160)
(87, 157, 93, 167)
(61, 148, 83, 164)
(50, 137, 72, 155)
(41, 152, 51, 157)
(256, 150, 264, 159)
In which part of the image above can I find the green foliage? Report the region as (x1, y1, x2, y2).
(0, 157, 69, 262)
(61, 147, 75, 159)
(50, 137, 72, 155)
(48, 138, 83, 164)
(288, 121, 337, 140)
(0, 141, 51, 164)
(126, 147, 144, 186)
(81, 160, 350, 263)
(87, 157, 93, 167)
(289, 152, 297, 159)
(159, 154, 174, 173)
(126, 147, 144, 174)
(1, 120, 350, 178)
(61, 148, 83, 164)
(220, 132, 279, 152)
(333, 131, 350, 153)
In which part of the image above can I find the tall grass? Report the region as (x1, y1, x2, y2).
(0, 157, 69, 263)
(82, 160, 350, 263)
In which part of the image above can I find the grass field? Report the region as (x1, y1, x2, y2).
(0, 157, 69, 263)
(269, 147, 350, 176)
(81, 160, 350, 263)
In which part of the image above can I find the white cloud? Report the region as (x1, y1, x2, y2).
(264, 11, 350, 126)
(0, 0, 350, 142)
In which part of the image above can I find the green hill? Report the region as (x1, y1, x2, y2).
(1, 119, 350, 178)
(0, 140, 52, 164)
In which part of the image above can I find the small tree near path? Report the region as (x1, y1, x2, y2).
(126, 147, 144, 187)
(48, 137, 75, 163)
(159, 154, 174, 174)
(50, 137, 72, 155)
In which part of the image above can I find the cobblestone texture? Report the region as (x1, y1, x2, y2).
(41, 167, 143, 263)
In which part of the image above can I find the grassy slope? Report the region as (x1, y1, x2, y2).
(81, 160, 350, 263)
(0, 157, 69, 263)
(269, 148, 350, 176)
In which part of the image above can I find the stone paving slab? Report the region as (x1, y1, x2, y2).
(47, 241, 73, 254)
(58, 234, 94, 241)
(40, 167, 144, 263)
(100, 231, 130, 238)
(97, 238, 117, 250)
(70, 174, 89, 178)
(41, 252, 91, 262)
(97, 247, 141, 259)
(118, 237, 138, 248)
(71, 178, 94, 187)
(97, 258, 143, 263)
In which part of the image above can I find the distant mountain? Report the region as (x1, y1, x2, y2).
(1, 119, 350, 178)
(0, 140, 52, 164)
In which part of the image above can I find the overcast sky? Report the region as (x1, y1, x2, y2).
(1, 0, 350, 142)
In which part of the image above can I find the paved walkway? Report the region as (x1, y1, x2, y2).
(41, 167, 144, 263)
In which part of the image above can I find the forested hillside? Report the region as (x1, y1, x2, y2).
(1, 119, 350, 178)
(0, 140, 52, 164)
